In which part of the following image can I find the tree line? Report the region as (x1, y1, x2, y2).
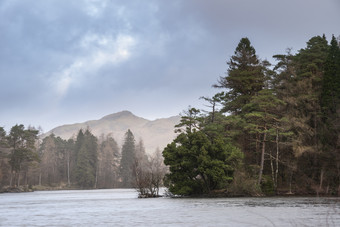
(163, 34, 340, 196)
(0, 126, 166, 195)
(1, 34, 339, 197)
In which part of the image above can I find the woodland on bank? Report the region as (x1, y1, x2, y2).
(0, 126, 166, 196)
(163, 34, 340, 196)
(1, 34, 339, 197)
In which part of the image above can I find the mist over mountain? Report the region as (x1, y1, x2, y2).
(44, 111, 180, 154)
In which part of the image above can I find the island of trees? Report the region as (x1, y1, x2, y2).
(0, 34, 339, 197)
(164, 34, 340, 196)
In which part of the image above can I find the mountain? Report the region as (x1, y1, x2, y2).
(44, 111, 180, 154)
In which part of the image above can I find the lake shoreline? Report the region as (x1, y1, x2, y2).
(1, 185, 339, 198)
(0, 185, 34, 193)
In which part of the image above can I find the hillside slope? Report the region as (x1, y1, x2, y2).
(44, 111, 180, 154)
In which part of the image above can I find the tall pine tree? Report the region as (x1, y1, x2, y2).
(74, 129, 98, 188)
(7, 125, 39, 187)
(214, 37, 267, 114)
(321, 35, 340, 116)
(293, 35, 329, 155)
(214, 38, 270, 183)
(119, 129, 136, 188)
(319, 35, 340, 194)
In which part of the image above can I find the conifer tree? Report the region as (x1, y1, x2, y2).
(273, 35, 338, 194)
(72, 129, 84, 183)
(214, 37, 267, 114)
(163, 108, 243, 195)
(292, 35, 328, 155)
(74, 129, 98, 188)
(0, 127, 8, 189)
(213, 38, 271, 184)
(7, 125, 39, 187)
(319, 35, 340, 193)
(119, 129, 136, 188)
(243, 89, 285, 186)
(272, 50, 300, 191)
(321, 35, 340, 115)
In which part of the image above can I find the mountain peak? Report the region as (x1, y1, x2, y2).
(101, 110, 136, 120)
(44, 111, 180, 154)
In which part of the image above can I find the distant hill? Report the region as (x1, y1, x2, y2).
(43, 111, 180, 154)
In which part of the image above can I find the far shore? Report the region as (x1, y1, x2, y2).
(1, 185, 339, 198)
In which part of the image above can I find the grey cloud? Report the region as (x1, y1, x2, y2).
(1, 0, 339, 131)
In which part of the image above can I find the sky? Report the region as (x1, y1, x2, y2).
(1, 0, 340, 132)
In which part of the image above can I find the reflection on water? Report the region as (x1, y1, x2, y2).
(0, 189, 339, 226)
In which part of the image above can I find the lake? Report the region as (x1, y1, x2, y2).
(0, 189, 339, 226)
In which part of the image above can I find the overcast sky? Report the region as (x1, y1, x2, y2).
(1, 0, 339, 132)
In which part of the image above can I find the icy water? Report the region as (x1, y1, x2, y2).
(0, 189, 339, 227)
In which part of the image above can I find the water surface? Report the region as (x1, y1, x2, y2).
(0, 189, 339, 226)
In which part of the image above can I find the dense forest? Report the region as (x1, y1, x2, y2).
(0, 125, 166, 196)
(1, 34, 339, 197)
(163, 34, 340, 196)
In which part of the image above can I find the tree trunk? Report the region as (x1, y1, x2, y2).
(9, 149, 14, 187)
(313, 103, 318, 150)
(17, 163, 22, 187)
(337, 161, 340, 196)
(17, 172, 20, 187)
(201, 174, 210, 194)
(255, 127, 260, 160)
(275, 127, 279, 191)
(10, 171, 13, 187)
(319, 169, 324, 192)
(289, 170, 293, 194)
(270, 149, 275, 188)
(94, 167, 98, 189)
(258, 130, 267, 185)
(67, 156, 70, 187)
(211, 103, 215, 123)
(24, 171, 28, 186)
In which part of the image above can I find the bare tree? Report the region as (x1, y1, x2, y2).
(97, 134, 120, 188)
(134, 147, 167, 198)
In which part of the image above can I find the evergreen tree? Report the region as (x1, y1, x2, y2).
(0, 127, 6, 148)
(119, 129, 136, 188)
(7, 125, 39, 187)
(74, 129, 98, 188)
(321, 35, 340, 115)
(214, 37, 267, 114)
(291, 36, 330, 193)
(54, 136, 70, 185)
(65, 139, 74, 186)
(292, 35, 329, 155)
(212, 38, 272, 189)
(272, 35, 340, 194)
(163, 108, 243, 195)
(272, 50, 300, 193)
(72, 129, 84, 183)
(319, 35, 340, 193)
(243, 89, 286, 187)
(0, 127, 8, 189)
